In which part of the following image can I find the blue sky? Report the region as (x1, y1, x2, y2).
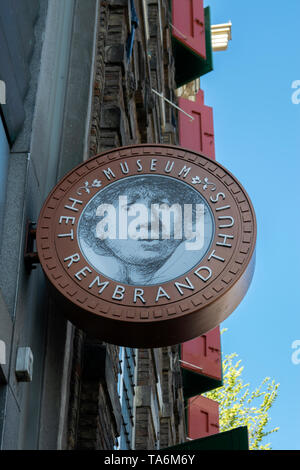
(202, 0, 300, 450)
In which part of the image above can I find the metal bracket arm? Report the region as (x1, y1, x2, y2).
(24, 221, 40, 272)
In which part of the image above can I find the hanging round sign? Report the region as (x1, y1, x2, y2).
(36, 144, 256, 347)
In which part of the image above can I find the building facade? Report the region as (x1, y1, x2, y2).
(0, 0, 240, 451)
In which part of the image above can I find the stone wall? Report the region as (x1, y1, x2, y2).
(67, 0, 185, 450)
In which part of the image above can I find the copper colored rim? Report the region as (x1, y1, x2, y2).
(36, 144, 257, 347)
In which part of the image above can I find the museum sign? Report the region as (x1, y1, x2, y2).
(36, 144, 256, 347)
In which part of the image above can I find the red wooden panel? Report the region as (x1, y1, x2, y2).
(181, 326, 221, 381)
(172, 0, 206, 59)
(178, 90, 215, 159)
(188, 395, 219, 439)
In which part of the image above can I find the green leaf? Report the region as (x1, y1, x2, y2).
(204, 353, 280, 450)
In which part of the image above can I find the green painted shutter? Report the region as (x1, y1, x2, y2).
(166, 426, 249, 451)
(172, 7, 213, 87)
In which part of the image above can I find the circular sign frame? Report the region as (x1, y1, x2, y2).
(36, 144, 256, 347)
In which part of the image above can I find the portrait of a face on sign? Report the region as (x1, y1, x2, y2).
(37, 144, 256, 347)
(78, 175, 215, 286)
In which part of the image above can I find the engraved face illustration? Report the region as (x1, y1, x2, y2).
(78, 175, 214, 285)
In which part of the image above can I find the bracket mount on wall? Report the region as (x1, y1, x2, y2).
(24, 221, 40, 273)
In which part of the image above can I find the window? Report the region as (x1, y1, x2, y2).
(117, 347, 137, 449)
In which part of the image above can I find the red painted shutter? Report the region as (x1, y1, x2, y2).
(178, 90, 215, 159)
(181, 326, 222, 381)
(172, 0, 206, 59)
(188, 395, 219, 439)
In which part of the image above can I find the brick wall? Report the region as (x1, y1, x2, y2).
(67, 0, 185, 450)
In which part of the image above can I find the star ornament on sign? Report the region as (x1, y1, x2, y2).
(191, 175, 216, 191)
